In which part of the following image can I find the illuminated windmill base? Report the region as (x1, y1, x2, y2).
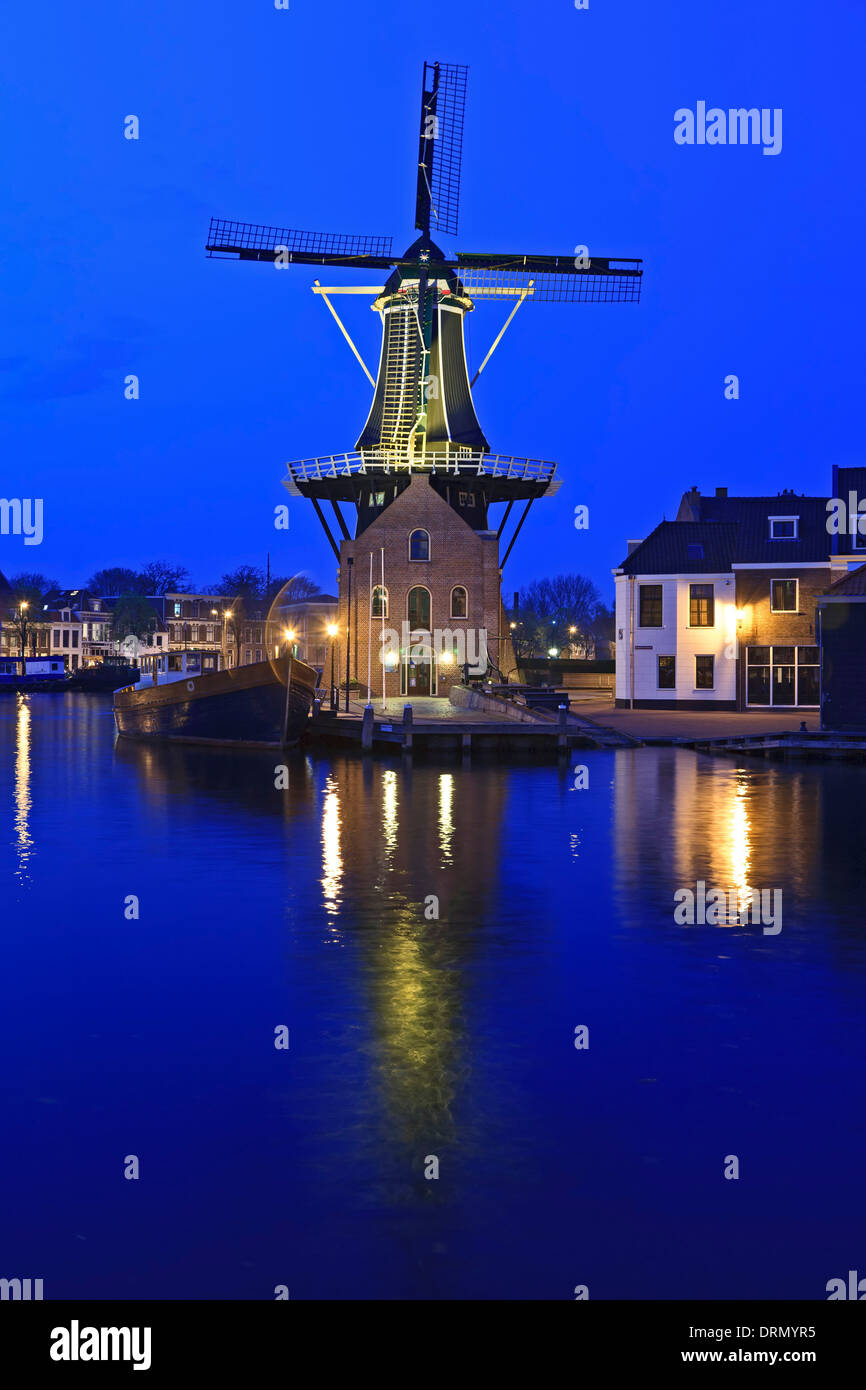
(208, 59, 641, 697)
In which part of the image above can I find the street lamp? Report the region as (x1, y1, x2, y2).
(327, 623, 338, 710)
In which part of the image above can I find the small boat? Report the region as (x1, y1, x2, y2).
(113, 653, 320, 747)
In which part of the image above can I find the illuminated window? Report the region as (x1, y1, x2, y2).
(689, 584, 714, 627)
(372, 585, 388, 618)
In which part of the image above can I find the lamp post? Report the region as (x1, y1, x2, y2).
(344, 557, 353, 712)
(327, 623, 338, 710)
(16, 601, 29, 674)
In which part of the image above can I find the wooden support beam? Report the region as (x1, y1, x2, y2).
(330, 499, 351, 541)
(497, 498, 514, 540)
(311, 497, 340, 560)
(501, 499, 534, 569)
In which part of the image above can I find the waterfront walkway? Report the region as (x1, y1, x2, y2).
(568, 697, 820, 742)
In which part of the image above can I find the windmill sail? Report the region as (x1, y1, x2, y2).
(206, 219, 394, 265)
(415, 62, 468, 237)
(456, 253, 643, 302)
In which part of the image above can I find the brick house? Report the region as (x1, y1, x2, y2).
(614, 480, 865, 712)
(333, 474, 515, 700)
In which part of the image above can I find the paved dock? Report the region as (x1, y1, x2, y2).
(565, 697, 820, 743)
(306, 696, 604, 754)
(303, 693, 841, 758)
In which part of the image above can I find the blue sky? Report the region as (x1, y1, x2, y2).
(1, 0, 863, 600)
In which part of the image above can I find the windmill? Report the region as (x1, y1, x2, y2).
(207, 62, 641, 698)
(206, 60, 642, 566)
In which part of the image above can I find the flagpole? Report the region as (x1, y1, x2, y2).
(366, 552, 373, 703)
(381, 546, 387, 712)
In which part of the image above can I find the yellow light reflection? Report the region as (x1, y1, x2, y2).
(15, 697, 33, 885)
(382, 770, 398, 856)
(729, 777, 752, 918)
(321, 776, 343, 916)
(438, 773, 454, 862)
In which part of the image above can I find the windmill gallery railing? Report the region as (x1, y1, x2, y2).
(284, 452, 559, 484)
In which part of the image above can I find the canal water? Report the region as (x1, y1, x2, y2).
(2, 694, 864, 1300)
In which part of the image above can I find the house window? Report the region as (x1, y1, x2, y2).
(769, 516, 798, 539)
(639, 584, 663, 627)
(371, 585, 388, 619)
(657, 655, 676, 689)
(62, 631, 70, 648)
(409, 529, 430, 561)
(156, 635, 163, 647)
(53, 630, 60, 647)
(71, 631, 79, 647)
(371, 490, 386, 507)
(207, 625, 214, 641)
(770, 579, 798, 612)
(407, 586, 431, 629)
(174, 602, 182, 616)
(450, 586, 468, 619)
(689, 584, 715, 627)
(747, 645, 818, 706)
(695, 654, 714, 689)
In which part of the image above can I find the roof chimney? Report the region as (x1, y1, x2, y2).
(676, 486, 702, 522)
(715, 486, 727, 498)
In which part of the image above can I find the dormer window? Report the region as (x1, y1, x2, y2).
(769, 516, 798, 539)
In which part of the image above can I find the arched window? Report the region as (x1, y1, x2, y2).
(407, 586, 431, 629)
(409, 528, 430, 561)
(371, 585, 388, 619)
(450, 586, 468, 619)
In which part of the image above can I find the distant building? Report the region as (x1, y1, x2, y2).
(279, 594, 338, 668)
(614, 475, 866, 712)
(156, 592, 225, 670)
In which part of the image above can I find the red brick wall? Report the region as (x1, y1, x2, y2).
(334, 475, 516, 699)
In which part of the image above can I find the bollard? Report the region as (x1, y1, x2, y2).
(361, 703, 374, 751)
(402, 702, 413, 751)
(557, 701, 568, 751)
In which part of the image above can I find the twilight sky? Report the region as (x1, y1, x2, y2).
(1, 0, 863, 600)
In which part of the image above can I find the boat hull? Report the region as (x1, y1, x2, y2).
(113, 656, 319, 747)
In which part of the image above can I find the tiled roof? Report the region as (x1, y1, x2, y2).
(824, 564, 866, 598)
(618, 522, 739, 574)
(696, 495, 830, 563)
(621, 493, 834, 574)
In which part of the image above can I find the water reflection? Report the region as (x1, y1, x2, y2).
(14, 697, 33, 886)
(729, 776, 752, 917)
(438, 773, 454, 863)
(320, 775, 343, 919)
(613, 747, 827, 928)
